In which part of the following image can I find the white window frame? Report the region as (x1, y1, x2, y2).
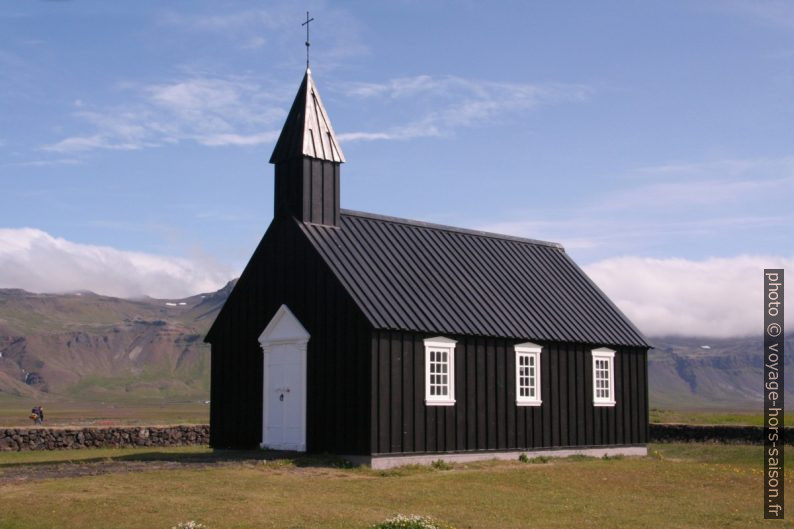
(592, 347, 616, 407)
(424, 336, 456, 406)
(515, 342, 542, 406)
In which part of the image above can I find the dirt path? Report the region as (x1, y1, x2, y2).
(0, 451, 352, 484)
(0, 459, 223, 484)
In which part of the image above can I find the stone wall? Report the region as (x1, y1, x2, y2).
(650, 423, 792, 445)
(0, 425, 209, 451)
(1, 423, 787, 451)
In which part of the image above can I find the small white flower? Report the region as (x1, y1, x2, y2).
(171, 522, 208, 529)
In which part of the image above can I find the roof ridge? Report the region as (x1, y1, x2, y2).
(339, 209, 564, 250)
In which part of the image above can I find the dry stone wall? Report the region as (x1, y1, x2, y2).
(0, 423, 787, 451)
(0, 425, 209, 451)
(650, 423, 792, 445)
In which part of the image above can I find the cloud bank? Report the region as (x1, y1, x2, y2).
(584, 255, 794, 338)
(0, 228, 231, 299)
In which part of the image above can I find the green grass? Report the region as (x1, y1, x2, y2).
(0, 400, 208, 427)
(0, 443, 791, 528)
(650, 408, 794, 426)
(1, 403, 774, 430)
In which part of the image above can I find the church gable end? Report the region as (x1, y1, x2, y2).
(206, 216, 372, 453)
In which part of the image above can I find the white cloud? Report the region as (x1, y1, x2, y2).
(717, 0, 794, 31)
(198, 131, 279, 147)
(4, 158, 82, 167)
(43, 69, 587, 152)
(635, 157, 794, 178)
(337, 122, 442, 142)
(157, 7, 366, 61)
(242, 36, 266, 50)
(616, 157, 794, 209)
(160, 9, 286, 33)
(602, 176, 794, 210)
(478, 214, 794, 256)
(344, 75, 446, 98)
(473, 154, 794, 256)
(584, 255, 794, 338)
(45, 134, 144, 153)
(339, 75, 591, 142)
(0, 228, 231, 299)
(336, 131, 398, 142)
(43, 76, 285, 152)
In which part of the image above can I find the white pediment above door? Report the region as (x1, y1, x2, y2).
(258, 305, 310, 347)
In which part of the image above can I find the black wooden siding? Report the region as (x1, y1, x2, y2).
(371, 330, 648, 455)
(209, 217, 371, 453)
(274, 158, 340, 226)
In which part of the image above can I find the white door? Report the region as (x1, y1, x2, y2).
(258, 305, 309, 452)
(264, 343, 305, 450)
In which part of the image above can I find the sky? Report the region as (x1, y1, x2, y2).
(0, 1, 792, 337)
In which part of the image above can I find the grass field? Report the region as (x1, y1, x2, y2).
(649, 408, 793, 426)
(0, 443, 790, 529)
(2, 398, 783, 429)
(0, 397, 208, 427)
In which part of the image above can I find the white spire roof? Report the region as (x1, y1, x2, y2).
(269, 69, 346, 164)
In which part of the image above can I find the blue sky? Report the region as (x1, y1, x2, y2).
(1, 1, 792, 336)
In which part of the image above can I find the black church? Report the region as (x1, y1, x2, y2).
(205, 66, 651, 468)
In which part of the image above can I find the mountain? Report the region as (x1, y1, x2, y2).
(0, 281, 234, 403)
(647, 334, 792, 410)
(0, 281, 788, 410)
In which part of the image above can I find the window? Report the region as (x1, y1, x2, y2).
(424, 336, 456, 406)
(515, 342, 542, 406)
(592, 347, 616, 406)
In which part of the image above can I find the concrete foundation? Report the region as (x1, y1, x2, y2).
(346, 445, 648, 469)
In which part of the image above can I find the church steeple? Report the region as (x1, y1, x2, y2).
(270, 68, 345, 226)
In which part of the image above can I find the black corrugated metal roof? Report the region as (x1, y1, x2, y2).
(298, 209, 650, 348)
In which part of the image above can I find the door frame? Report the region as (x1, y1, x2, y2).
(258, 304, 310, 452)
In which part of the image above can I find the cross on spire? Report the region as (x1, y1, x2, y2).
(302, 11, 314, 70)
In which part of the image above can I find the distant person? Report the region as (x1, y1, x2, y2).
(30, 405, 44, 425)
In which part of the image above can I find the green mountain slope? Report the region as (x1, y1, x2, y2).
(0, 282, 233, 403)
(648, 334, 792, 410)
